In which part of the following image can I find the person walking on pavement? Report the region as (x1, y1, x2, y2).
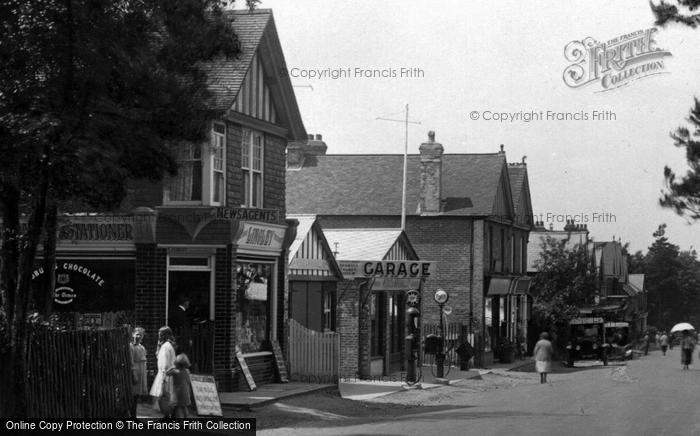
(643, 332, 650, 356)
(681, 330, 696, 370)
(660, 331, 669, 356)
(534, 332, 554, 384)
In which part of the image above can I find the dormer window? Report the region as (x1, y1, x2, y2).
(164, 122, 226, 206)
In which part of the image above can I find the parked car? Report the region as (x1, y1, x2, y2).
(567, 317, 608, 366)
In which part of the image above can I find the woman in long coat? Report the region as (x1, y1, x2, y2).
(533, 332, 554, 384)
(149, 326, 177, 417)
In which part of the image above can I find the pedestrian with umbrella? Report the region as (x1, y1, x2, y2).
(672, 323, 696, 369)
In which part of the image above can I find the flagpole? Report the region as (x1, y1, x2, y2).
(375, 105, 421, 231)
(402, 104, 408, 230)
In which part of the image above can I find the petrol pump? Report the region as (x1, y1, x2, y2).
(405, 290, 421, 384)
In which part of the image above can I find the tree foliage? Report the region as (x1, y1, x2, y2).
(529, 236, 597, 335)
(635, 224, 700, 328)
(0, 0, 241, 417)
(652, 0, 700, 27)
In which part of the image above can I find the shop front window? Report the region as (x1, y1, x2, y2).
(235, 262, 273, 353)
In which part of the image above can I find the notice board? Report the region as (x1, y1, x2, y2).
(235, 346, 257, 391)
(271, 341, 289, 383)
(189, 374, 222, 416)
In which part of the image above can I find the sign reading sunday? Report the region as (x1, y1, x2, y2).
(338, 260, 435, 279)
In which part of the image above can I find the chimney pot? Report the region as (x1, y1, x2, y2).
(315, 134, 322, 140)
(428, 131, 435, 142)
(308, 134, 314, 140)
(500, 144, 505, 153)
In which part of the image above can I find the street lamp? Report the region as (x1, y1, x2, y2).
(434, 289, 449, 379)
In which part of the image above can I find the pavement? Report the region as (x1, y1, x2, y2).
(137, 359, 533, 418)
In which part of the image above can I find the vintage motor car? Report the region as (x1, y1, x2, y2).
(567, 317, 609, 366)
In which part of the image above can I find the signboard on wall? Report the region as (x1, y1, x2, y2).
(234, 222, 286, 253)
(31, 259, 135, 312)
(338, 261, 435, 279)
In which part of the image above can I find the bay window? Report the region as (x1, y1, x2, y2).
(164, 121, 226, 205)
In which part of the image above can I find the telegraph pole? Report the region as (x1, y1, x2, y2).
(376, 104, 421, 230)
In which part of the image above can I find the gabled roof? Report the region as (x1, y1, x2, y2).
(287, 214, 342, 278)
(322, 229, 415, 261)
(508, 163, 533, 225)
(202, 9, 306, 140)
(287, 153, 509, 216)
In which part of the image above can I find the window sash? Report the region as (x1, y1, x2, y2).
(242, 129, 264, 207)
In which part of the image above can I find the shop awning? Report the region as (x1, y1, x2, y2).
(511, 277, 532, 295)
(487, 278, 512, 296)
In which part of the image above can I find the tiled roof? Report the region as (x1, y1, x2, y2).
(323, 229, 403, 260)
(527, 230, 589, 272)
(286, 153, 506, 216)
(202, 9, 271, 111)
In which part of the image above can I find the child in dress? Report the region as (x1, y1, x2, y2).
(168, 353, 192, 418)
(130, 327, 148, 418)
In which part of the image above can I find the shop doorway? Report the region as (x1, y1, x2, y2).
(168, 269, 213, 373)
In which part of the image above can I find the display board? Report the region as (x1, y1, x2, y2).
(271, 341, 289, 383)
(189, 374, 222, 416)
(235, 346, 257, 391)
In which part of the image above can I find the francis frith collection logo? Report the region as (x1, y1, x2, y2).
(563, 28, 671, 91)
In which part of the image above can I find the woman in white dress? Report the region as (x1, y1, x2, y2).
(533, 332, 553, 384)
(149, 326, 176, 417)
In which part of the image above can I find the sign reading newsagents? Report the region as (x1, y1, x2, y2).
(338, 261, 435, 279)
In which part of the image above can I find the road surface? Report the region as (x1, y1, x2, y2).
(261, 348, 700, 436)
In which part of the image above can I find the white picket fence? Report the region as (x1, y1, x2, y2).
(288, 319, 340, 383)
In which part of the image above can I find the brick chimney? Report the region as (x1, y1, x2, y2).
(286, 133, 328, 170)
(419, 131, 444, 214)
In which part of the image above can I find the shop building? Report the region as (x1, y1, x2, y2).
(30, 9, 307, 391)
(322, 228, 429, 378)
(287, 133, 533, 365)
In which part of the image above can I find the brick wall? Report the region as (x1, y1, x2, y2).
(320, 215, 473, 327)
(337, 280, 359, 377)
(213, 246, 234, 390)
(134, 244, 167, 373)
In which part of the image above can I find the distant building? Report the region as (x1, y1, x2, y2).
(527, 222, 647, 344)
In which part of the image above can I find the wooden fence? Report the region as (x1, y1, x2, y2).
(27, 326, 133, 418)
(287, 319, 339, 383)
(422, 322, 472, 368)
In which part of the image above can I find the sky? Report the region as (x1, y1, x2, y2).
(238, 0, 700, 253)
